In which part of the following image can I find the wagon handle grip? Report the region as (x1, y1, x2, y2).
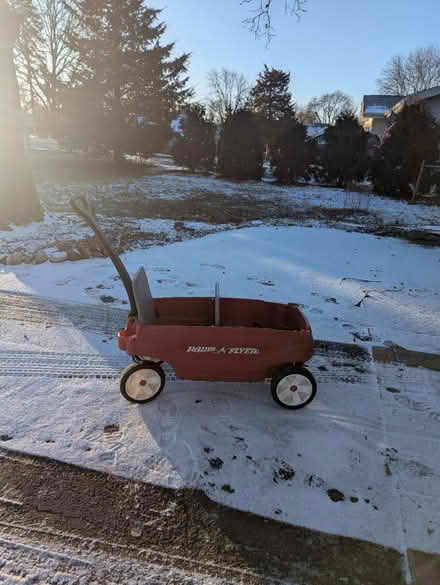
(70, 195, 137, 316)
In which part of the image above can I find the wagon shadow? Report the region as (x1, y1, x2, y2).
(137, 378, 279, 486)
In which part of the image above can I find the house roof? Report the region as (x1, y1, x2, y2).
(305, 124, 326, 139)
(390, 85, 440, 115)
(362, 95, 402, 118)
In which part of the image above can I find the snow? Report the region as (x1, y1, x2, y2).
(0, 531, 242, 585)
(2, 166, 440, 261)
(4, 226, 439, 353)
(37, 171, 440, 228)
(1, 225, 440, 559)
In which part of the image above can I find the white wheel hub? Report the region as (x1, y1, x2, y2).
(126, 368, 162, 401)
(276, 373, 313, 407)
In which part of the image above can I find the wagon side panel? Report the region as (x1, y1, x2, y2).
(126, 325, 313, 382)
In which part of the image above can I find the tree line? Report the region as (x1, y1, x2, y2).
(175, 64, 364, 185)
(9, 0, 192, 160)
(2, 0, 440, 227)
(173, 63, 440, 198)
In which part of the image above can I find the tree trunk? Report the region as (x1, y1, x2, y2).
(0, 4, 41, 226)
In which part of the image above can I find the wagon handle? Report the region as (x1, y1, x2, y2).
(70, 195, 137, 316)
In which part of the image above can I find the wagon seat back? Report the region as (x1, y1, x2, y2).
(132, 267, 158, 324)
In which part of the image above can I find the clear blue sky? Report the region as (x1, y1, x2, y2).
(156, 0, 440, 110)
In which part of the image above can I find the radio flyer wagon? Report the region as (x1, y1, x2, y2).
(71, 196, 317, 410)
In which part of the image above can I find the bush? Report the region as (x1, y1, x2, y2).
(217, 110, 264, 180)
(171, 105, 216, 171)
(270, 119, 316, 183)
(371, 104, 440, 198)
(322, 111, 369, 187)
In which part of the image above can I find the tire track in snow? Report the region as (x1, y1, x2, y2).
(0, 531, 243, 585)
(0, 289, 127, 336)
(0, 350, 181, 380)
(0, 350, 128, 379)
(0, 290, 373, 383)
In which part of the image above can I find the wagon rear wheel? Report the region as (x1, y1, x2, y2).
(271, 366, 316, 410)
(120, 363, 165, 404)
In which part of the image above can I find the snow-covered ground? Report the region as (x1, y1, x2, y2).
(4, 226, 439, 353)
(2, 150, 440, 262)
(1, 225, 439, 567)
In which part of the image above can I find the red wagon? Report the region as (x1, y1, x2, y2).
(72, 197, 317, 410)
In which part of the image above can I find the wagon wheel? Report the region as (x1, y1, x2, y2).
(271, 366, 317, 410)
(120, 362, 165, 404)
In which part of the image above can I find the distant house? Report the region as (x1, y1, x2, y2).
(360, 87, 440, 141)
(359, 95, 402, 139)
(305, 123, 327, 147)
(388, 86, 440, 120)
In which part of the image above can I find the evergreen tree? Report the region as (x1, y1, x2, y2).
(0, 1, 41, 226)
(217, 110, 264, 180)
(64, 0, 192, 158)
(171, 104, 216, 172)
(248, 65, 295, 121)
(322, 111, 369, 187)
(271, 119, 315, 184)
(371, 104, 440, 198)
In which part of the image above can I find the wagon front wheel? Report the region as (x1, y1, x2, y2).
(120, 363, 165, 404)
(271, 366, 317, 410)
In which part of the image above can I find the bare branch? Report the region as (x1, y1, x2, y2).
(241, 0, 306, 43)
(207, 68, 250, 124)
(305, 91, 354, 125)
(33, 0, 78, 113)
(377, 46, 440, 96)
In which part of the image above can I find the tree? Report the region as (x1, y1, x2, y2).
(270, 119, 315, 184)
(377, 46, 440, 96)
(241, 0, 306, 42)
(305, 91, 354, 125)
(371, 105, 440, 198)
(171, 104, 216, 172)
(33, 0, 78, 123)
(207, 68, 249, 125)
(248, 65, 295, 121)
(296, 103, 316, 124)
(12, 0, 79, 135)
(321, 111, 369, 187)
(217, 110, 264, 180)
(64, 0, 192, 159)
(0, 1, 41, 225)
(10, 0, 42, 119)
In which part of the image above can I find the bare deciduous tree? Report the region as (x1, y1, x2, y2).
(10, 0, 42, 117)
(377, 46, 440, 96)
(296, 103, 316, 124)
(241, 0, 306, 42)
(207, 68, 249, 124)
(33, 0, 78, 115)
(305, 91, 354, 125)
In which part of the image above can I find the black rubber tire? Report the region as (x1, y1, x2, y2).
(271, 366, 317, 410)
(120, 362, 165, 404)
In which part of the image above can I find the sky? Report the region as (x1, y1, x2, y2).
(156, 0, 440, 110)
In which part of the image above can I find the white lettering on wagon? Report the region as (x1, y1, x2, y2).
(186, 346, 260, 355)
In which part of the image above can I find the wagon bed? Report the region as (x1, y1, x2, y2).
(119, 297, 313, 382)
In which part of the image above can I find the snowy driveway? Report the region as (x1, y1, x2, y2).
(1, 226, 439, 571)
